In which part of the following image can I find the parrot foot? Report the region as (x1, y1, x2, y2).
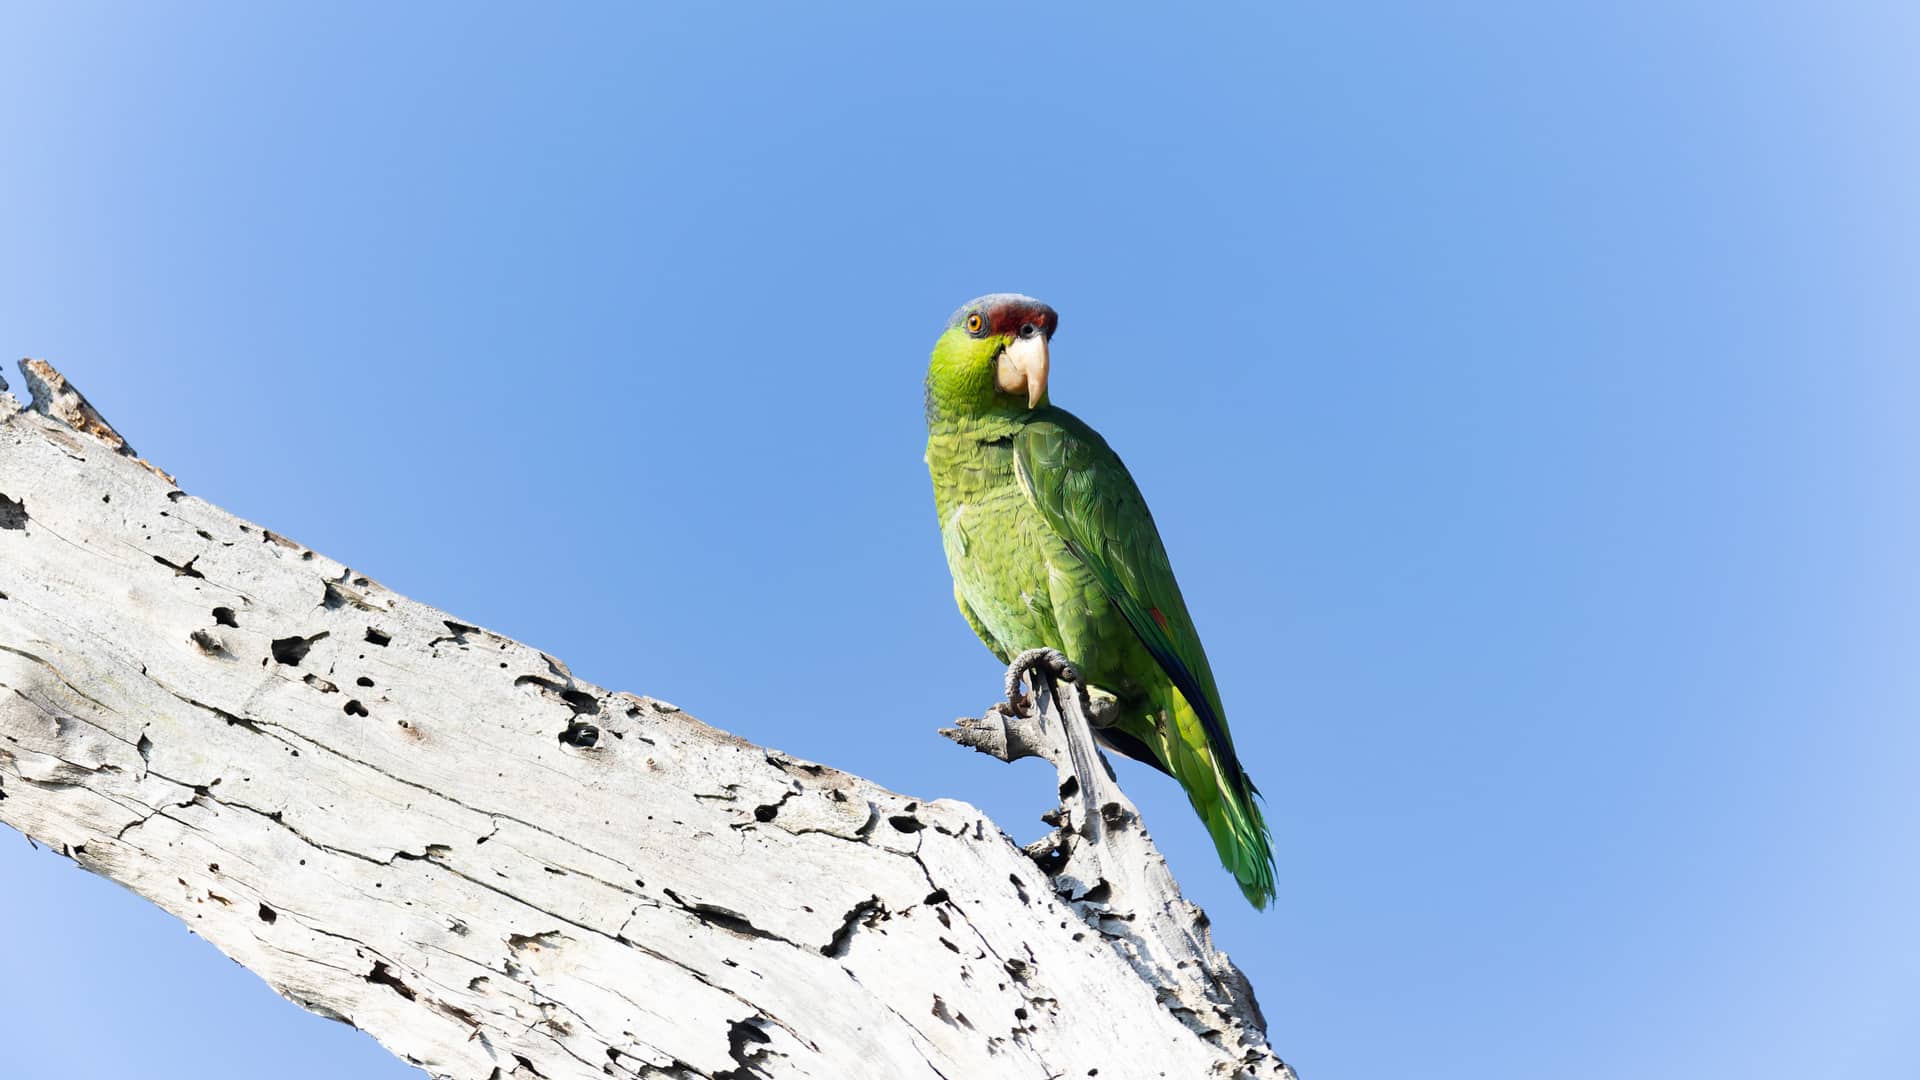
(1084, 687, 1122, 730)
(1003, 648, 1079, 716)
(939, 649, 1083, 765)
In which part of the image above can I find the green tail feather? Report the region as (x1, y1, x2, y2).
(1208, 777, 1276, 910)
(1165, 696, 1276, 909)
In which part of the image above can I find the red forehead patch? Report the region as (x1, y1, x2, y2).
(986, 301, 1057, 337)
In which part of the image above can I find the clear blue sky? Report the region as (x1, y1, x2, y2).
(4, 4, 1917, 1078)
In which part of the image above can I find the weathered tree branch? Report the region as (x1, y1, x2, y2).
(0, 360, 1293, 1080)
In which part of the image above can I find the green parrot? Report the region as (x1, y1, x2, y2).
(924, 293, 1276, 908)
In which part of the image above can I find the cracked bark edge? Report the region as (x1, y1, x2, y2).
(0, 360, 1296, 1080)
(937, 706, 1058, 766)
(947, 668, 1288, 1078)
(15, 357, 175, 483)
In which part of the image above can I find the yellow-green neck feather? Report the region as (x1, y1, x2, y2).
(925, 327, 1033, 427)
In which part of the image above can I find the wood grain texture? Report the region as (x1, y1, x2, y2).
(0, 361, 1292, 1080)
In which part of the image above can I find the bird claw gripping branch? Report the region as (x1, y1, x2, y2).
(1004, 647, 1080, 718)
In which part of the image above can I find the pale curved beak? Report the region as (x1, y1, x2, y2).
(997, 334, 1050, 409)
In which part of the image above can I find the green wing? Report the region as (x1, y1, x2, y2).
(1012, 410, 1237, 762)
(1014, 407, 1275, 906)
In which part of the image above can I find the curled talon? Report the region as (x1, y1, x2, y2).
(1004, 647, 1076, 713)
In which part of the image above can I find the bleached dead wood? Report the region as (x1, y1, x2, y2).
(0, 360, 1293, 1080)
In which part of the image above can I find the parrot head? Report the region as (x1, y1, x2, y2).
(926, 293, 1059, 419)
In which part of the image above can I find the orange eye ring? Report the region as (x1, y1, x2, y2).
(965, 313, 984, 335)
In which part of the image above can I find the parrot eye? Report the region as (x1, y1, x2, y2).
(965, 313, 984, 335)
(1019, 323, 1037, 339)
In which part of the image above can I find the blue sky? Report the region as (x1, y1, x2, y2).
(4, 4, 1917, 1078)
